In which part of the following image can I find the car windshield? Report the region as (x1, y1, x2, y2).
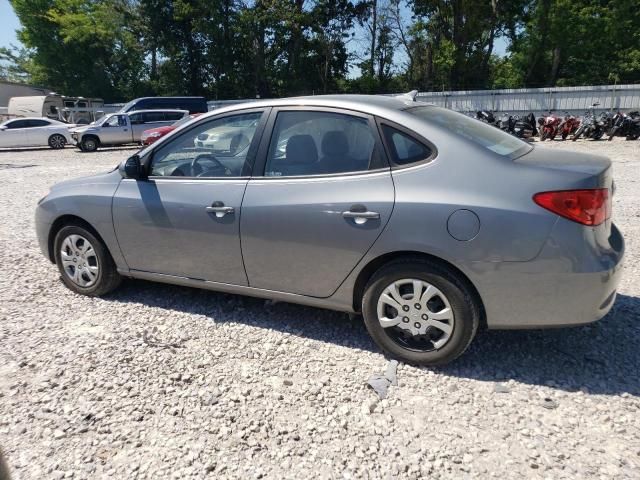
(119, 99, 137, 112)
(93, 114, 113, 126)
(406, 105, 532, 158)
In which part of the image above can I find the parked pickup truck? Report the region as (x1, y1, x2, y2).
(71, 109, 188, 151)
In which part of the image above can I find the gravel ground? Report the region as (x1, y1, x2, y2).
(0, 139, 639, 480)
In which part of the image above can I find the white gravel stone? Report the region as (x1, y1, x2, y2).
(0, 139, 639, 479)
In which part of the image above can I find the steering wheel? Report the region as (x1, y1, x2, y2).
(190, 153, 228, 177)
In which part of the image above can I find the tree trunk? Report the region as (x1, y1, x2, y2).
(369, 0, 377, 78)
(549, 46, 561, 85)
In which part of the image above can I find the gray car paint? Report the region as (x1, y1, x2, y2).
(112, 177, 249, 285)
(35, 94, 624, 329)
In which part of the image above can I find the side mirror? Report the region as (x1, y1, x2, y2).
(119, 154, 145, 180)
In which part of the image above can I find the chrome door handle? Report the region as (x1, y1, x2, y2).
(342, 209, 380, 224)
(206, 203, 235, 218)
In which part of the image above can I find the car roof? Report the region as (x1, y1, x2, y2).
(6, 117, 57, 121)
(125, 109, 190, 115)
(204, 94, 426, 118)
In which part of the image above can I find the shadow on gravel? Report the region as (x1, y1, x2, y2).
(74, 146, 140, 154)
(109, 281, 640, 396)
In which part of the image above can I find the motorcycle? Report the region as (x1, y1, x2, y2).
(476, 110, 498, 126)
(539, 112, 562, 141)
(572, 103, 607, 141)
(558, 112, 580, 140)
(513, 113, 537, 139)
(495, 112, 537, 139)
(608, 111, 640, 140)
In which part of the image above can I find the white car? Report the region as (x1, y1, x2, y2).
(0, 117, 74, 149)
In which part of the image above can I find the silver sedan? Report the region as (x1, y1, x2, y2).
(35, 95, 624, 365)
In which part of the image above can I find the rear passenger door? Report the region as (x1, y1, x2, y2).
(240, 107, 395, 298)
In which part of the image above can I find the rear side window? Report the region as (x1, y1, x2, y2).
(265, 110, 382, 177)
(27, 119, 51, 127)
(143, 111, 166, 123)
(165, 111, 185, 121)
(382, 125, 432, 165)
(129, 113, 143, 125)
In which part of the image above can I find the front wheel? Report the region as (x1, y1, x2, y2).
(572, 127, 584, 141)
(80, 136, 99, 152)
(361, 260, 479, 366)
(54, 225, 121, 296)
(48, 134, 66, 149)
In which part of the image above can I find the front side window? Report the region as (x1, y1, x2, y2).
(104, 115, 127, 127)
(149, 111, 263, 178)
(265, 111, 380, 177)
(5, 120, 29, 129)
(406, 105, 531, 158)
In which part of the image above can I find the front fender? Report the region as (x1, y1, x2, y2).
(35, 169, 127, 270)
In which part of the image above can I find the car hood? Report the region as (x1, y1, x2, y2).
(70, 125, 99, 134)
(144, 126, 174, 136)
(50, 168, 121, 192)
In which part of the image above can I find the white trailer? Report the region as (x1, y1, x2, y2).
(7, 95, 106, 124)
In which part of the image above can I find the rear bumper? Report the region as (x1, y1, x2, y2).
(472, 222, 624, 329)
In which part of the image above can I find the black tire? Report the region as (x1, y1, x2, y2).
(53, 224, 121, 296)
(361, 259, 480, 366)
(81, 136, 99, 152)
(48, 134, 66, 149)
(540, 131, 548, 141)
(561, 131, 568, 140)
(572, 128, 583, 141)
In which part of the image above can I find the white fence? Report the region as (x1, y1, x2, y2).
(415, 84, 640, 116)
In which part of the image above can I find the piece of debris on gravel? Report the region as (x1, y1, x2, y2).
(1, 140, 639, 479)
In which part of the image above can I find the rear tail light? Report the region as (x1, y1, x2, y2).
(533, 188, 610, 226)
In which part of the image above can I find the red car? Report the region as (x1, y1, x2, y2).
(141, 113, 202, 145)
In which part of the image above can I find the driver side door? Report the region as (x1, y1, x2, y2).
(112, 108, 268, 284)
(0, 119, 29, 147)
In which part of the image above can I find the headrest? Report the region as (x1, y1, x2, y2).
(321, 131, 349, 157)
(285, 135, 317, 164)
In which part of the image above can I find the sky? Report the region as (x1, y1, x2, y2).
(0, 0, 21, 49)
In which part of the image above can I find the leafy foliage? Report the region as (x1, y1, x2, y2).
(2, 0, 639, 100)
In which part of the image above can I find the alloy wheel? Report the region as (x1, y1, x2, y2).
(60, 234, 100, 287)
(376, 278, 455, 352)
(49, 135, 66, 149)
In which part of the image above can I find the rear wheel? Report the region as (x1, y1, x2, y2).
(362, 260, 479, 366)
(48, 134, 66, 149)
(54, 225, 121, 296)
